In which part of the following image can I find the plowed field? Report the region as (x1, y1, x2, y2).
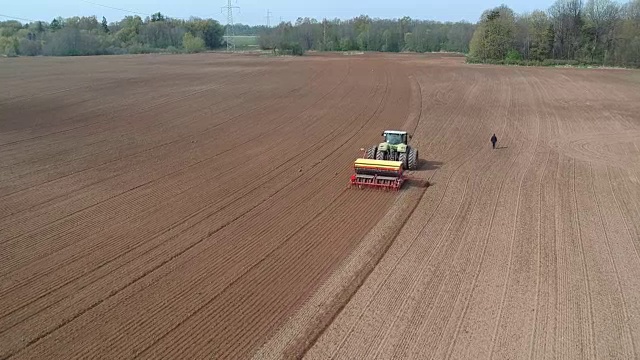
(2, 53, 640, 359)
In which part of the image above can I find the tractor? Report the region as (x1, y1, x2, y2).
(365, 130, 419, 170)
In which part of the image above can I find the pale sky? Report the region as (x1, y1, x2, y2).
(2, 0, 555, 25)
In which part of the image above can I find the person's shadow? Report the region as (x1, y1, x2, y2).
(495, 146, 508, 150)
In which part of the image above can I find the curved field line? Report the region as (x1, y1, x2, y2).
(371, 76, 514, 355)
(590, 162, 637, 358)
(443, 139, 529, 359)
(388, 145, 511, 359)
(421, 68, 539, 359)
(321, 81, 491, 357)
(571, 160, 597, 359)
(488, 99, 541, 360)
(527, 150, 553, 360)
(369, 74, 493, 358)
(251, 65, 428, 360)
(6, 55, 640, 359)
(333, 175, 472, 359)
(605, 167, 640, 269)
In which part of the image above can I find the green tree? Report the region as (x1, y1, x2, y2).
(0, 36, 18, 56)
(0, 20, 23, 36)
(530, 11, 554, 60)
(18, 38, 41, 55)
(42, 27, 103, 56)
(614, 0, 640, 66)
(258, 16, 475, 55)
(186, 18, 224, 49)
(470, 6, 517, 60)
(49, 18, 62, 31)
(102, 17, 110, 33)
(66, 16, 99, 32)
(151, 12, 166, 22)
(115, 15, 143, 44)
(445, 22, 475, 52)
(182, 32, 205, 52)
(382, 28, 400, 52)
(139, 20, 184, 48)
(36, 21, 45, 33)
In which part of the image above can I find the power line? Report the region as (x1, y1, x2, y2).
(79, 0, 151, 16)
(79, 1, 199, 20)
(0, 13, 38, 22)
(265, 9, 272, 27)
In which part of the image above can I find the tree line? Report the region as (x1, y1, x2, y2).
(258, 0, 639, 67)
(470, 0, 640, 67)
(2, 0, 639, 67)
(0, 13, 248, 56)
(258, 16, 475, 55)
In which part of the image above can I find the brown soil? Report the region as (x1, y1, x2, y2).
(1, 53, 639, 359)
(302, 58, 640, 360)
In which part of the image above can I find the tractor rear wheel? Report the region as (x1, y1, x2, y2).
(365, 146, 377, 159)
(398, 152, 408, 169)
(376, 150, 386, 160)
(408, 148, 418, 170)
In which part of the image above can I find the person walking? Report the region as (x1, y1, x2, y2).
(491, 134, 498, 149)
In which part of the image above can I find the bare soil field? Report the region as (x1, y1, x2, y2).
(1, 52, 640, 359)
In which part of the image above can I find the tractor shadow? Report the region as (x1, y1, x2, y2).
(405, 160, 443, 189)
(417, 159, 443, 171)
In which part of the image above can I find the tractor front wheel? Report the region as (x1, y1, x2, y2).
(376, 150, 386, 160)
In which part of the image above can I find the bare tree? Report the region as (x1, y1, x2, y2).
(549, 0, 584, 59)
(585, 0, 620, 63)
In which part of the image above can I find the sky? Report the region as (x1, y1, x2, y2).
(1, 0, 556, 25)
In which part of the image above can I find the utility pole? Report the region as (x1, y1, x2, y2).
(221, 0, 239, 51)
(323, 18, 327, 51)
(266, 9, 272, 27)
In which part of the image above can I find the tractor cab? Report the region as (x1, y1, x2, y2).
(382, 130, 409, 145)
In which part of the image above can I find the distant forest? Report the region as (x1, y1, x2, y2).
(0, 13, 263, 56)
(467, 0, 640, 66)
(258, 17, 474, 55)
(260, 0, 640, 66)
(1, 0, 639, 67)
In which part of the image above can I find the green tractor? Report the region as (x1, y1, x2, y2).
(365, 130, 419, 170)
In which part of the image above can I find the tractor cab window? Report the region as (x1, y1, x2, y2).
(385, 133, 404, 145)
